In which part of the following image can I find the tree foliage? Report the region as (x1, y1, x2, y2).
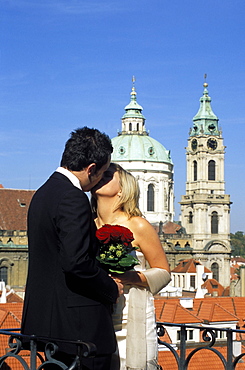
(230, 231, 245, 257)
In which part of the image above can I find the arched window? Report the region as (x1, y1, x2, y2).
(211, 211, 218, 234)
(0, 267, 8, 285)
(208, 160, 215, 180)
(129, 122, 132, 131)
(193, 161, 197, 181)
(211, 262, 219, 281)
(147, 184, 154, 211)
(188, 211, 193, 223)
(136, 122, 139, 131)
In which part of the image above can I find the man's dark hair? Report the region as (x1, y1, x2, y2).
(60, 127, 113, 171)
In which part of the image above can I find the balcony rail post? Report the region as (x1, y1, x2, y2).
(29, 335, 37, 370)
(226, 329, 234, 370)
(179, 325, 186, 370)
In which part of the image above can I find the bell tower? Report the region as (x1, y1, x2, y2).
(180, 79, 232, 287)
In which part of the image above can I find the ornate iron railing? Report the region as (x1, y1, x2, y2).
(0, 328, 96, 369)
(1, 324, 245, 369)
(157, 321, 245, 370)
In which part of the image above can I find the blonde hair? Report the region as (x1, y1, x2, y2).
(92, 163, 142, 218)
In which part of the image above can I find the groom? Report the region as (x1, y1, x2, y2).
(21, 127, 123, 370)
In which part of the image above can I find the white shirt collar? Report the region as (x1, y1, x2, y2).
(55, 167, 82, 190)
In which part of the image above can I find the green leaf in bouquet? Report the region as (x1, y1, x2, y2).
(118, 255, 139, 267)
(109, 269, 125, 274)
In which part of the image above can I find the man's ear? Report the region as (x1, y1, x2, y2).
(87, 163, 96, 176)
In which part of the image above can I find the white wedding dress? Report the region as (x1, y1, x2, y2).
(110, 250, 159, 370)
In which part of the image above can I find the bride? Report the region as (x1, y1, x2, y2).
(91, 163, 171, 370)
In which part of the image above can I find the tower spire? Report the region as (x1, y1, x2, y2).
(204, 73, 207, 86)
(130, 75, 137, 100)
(132, 75, 136, 88)
(120, 77, 146, 135)
(190, 78, 220, 137)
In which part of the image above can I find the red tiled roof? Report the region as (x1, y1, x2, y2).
(202, 278, 226, 296)
(196, 301, 239, 322)
(0, 290, 24, 304)
(0, 302, 43, 369)
(172, 258, 212, 273)
(0, 303, 23, 326)
(0, 303, 23, 369)
(162, 221, 182, 234)
(6, 292, 24, 303)
(231, 257, 245, 264)
(0, 188, 34, 230)
(155, 298, 202, 324)
(155, 296, 245, 325)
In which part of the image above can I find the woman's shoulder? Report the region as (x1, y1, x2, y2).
(128, 216, 153, 231)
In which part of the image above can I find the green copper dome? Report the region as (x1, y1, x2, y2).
(111, 134, 172, 163)
(112, 78, 172, 164)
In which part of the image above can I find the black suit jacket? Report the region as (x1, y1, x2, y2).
(21, 172, 118, 355)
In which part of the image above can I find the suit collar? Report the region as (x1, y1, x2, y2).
(55, 167, 82, 190)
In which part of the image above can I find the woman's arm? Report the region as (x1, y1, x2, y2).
(131, 217, 170, 272)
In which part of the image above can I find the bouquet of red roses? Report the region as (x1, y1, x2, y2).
(96, 224, 139, 273)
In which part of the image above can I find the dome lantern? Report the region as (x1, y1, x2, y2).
(120, 76, 146, 135)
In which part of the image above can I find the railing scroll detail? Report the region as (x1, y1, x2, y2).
(157, 322, 245, 370)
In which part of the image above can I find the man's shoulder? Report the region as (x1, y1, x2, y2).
(34, 172, 82, 200)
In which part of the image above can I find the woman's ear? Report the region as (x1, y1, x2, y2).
(117, 189, 122, 197)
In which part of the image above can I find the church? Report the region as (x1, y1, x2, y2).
(111, 79, 232, 288)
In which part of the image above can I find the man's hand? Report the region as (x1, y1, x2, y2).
(115, 281, 124, 297)
(109, 275, 124, 297)
(112, 271, 148, 288)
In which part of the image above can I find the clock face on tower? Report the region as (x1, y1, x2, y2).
(207, 138, 217, 150)
(191, 139, 198, 151)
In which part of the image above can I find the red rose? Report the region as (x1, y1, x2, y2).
(96, 224, 114, 243)
(96, 224, 134, 245)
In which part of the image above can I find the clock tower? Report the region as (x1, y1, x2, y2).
(180, 80, 232, 287)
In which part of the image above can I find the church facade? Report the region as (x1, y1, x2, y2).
(112, 80, 232, 288)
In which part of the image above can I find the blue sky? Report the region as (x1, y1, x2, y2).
(0, 0, 244, 233)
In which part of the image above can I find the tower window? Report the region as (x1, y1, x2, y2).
(211, 211, 218, 234)
(0, 267, 8, 285)
(193, 161, 197, 181)
(147, 184, 154, 211)
(188, 211, 193, 223)
(211, 262, 219, 281)
(208, 160, 215, 180)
